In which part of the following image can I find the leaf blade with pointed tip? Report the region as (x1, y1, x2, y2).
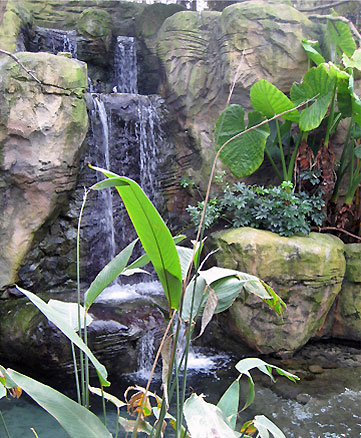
(89, 166, 182, 310)
(16, 286, 109, 387)
(7, 369, 112, 438)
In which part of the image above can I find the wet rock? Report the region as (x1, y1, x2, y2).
(0, 292, 167, 380)
(0, 51, 88, 290)
(211, 228, 345, 356)
(309, 364, 324, 374)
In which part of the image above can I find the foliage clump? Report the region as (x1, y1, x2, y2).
(187, 181, 325, 237)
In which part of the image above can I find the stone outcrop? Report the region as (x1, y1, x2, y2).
(319, 244, 361, 341)
(0, 51, 88, 290)
(0, 291, 167, 379)
(156, 1, 323, 189)
(0, 0, 32, 52)
(211, 228, 346, 356)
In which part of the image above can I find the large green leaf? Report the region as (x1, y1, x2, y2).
(0, 381, 6, 399)
(184, 394, 240, 438)
(215, 105, 270, 178)
(298, 91, 333, 131)
(327, 16, 356, 58)
(6, 369, 111, 438)
(250, 80, 299, 122)
(348, 74, 361, 127)
(301, 38, 325, 66)
(84, 239, 138, 310)
(47, 300, 93, 331)
(253, 415, 286, 438)
(90, 167, 182, 310)
(16, 287, 109, 387)
(235, 358, 299, 383)
(290, 64, 337, 131)
(217, 380, 240, 429)
(343, 48, 361, 70)
(181, 267, 285, 323)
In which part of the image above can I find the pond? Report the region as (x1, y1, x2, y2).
(1, 343, 361, 437)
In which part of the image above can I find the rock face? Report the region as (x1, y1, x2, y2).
(321, 244, 361, 341)
(0, 52, 88, 290)
(0, 291, 167, 379)
(156, 2, 322, 189)
(211, 228, 346, 356)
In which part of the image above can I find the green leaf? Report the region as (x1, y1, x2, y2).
(89, 386, 126, 409)
(250, 80, 299, 122)
(299, 91, 333, 131)
(354, 144, 361, 159)
(84, 239, 138, 309)
(176, 245, 195, 280)
(90, 167, 182, 310)
(47, 300, 93, 331)
(235, 358, 299, 383)
(301, 38, 325, 66)
(184, 394, 240, 438)
(327, 16, 356, 58)
(7, 369, 112, 438)
(0, 380, 6, 399)
(122, 235, 186, 275)
(16, 286, 110, 387)
(181, 276, 207, 322)
(253, 415, 286, 438)
(343, 48, 361, 70)
(215, 105, 270, 178)
(348, 74, 361, 127)
(217, 380, 240, 429)
(118, 417, 153, 435)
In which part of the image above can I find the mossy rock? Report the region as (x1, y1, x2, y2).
(136, 3, 185, 39)
(76, 8, 112, 39)
(211, 227, 346, 356)
(344, 243, 361, 283)
(0, 0, 32, 52)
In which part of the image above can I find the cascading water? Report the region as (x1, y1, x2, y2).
(113, 36, 138, 93)
(31, 27, 78, 58)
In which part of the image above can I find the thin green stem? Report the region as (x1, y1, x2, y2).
(264, 147, 283, 182)
(70, 342, 81, 404)
(77, 188, 89, 406)
(84, 312, 90, 410)
(324, 83, 337, 148)
(286, 131, 303, 182)
(115, 408, 120, 438)
(101, 386, 107, 427)
(275, 119, 288, 180)
(0, 410, 11, 438)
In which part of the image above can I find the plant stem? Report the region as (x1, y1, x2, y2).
(115, 408, 120, 438)
(71, 342, 81, 404)
(0, 410, 11, 438)
(101, 386, 107, 427)
(84, 312, 90, 409)
(275, 119, 288, 180)
(324, 82, 337, 148)
(77, 188, 89, 406)
(286, 131, 303, 182)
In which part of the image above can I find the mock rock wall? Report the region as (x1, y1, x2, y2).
(211, 228, 346, 356)
(0, 52, 88, 289)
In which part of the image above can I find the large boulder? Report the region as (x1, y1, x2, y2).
(156, 2, 323, 190)
(211, 228, 346, 356)
(0, 52, 88, 290)
(0, 291, 167, 380)
(322, 244, 361, 341)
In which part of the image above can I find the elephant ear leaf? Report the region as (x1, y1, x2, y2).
(215, 104, 270, 178)
(250, 80, 299, 122)
(327, 14, 356, 58)
(301, 38, 325, 66)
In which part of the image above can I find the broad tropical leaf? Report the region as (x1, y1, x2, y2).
(343, 48, 361, 70)
(16, 287, 109, 387)
(184, 394, 240, 438)
(84, 239, 138, 309)
(253, 415, 286, 438)
(89, 386, 126, 409)
(0, 380, 6, 399)
(301, 38, 325, 66)
(250, 80, 299, 122)
(90, 166, 182, 310)
(217, 380, 240, 429)
(7, 369, 112, 438)
(215, 105, 270, 178)
(47, 300, 93, 331)
(348, 75, 361, 127)
(327, 15, 356, 58)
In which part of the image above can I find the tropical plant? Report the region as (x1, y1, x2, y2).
(187, 181, 325, 236)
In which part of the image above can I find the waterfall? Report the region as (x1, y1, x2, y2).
(136, 330, 156, 380)
(113, 36, 138, 93)
(88, 96, 117, 271)
(33, 27, 78, 58)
